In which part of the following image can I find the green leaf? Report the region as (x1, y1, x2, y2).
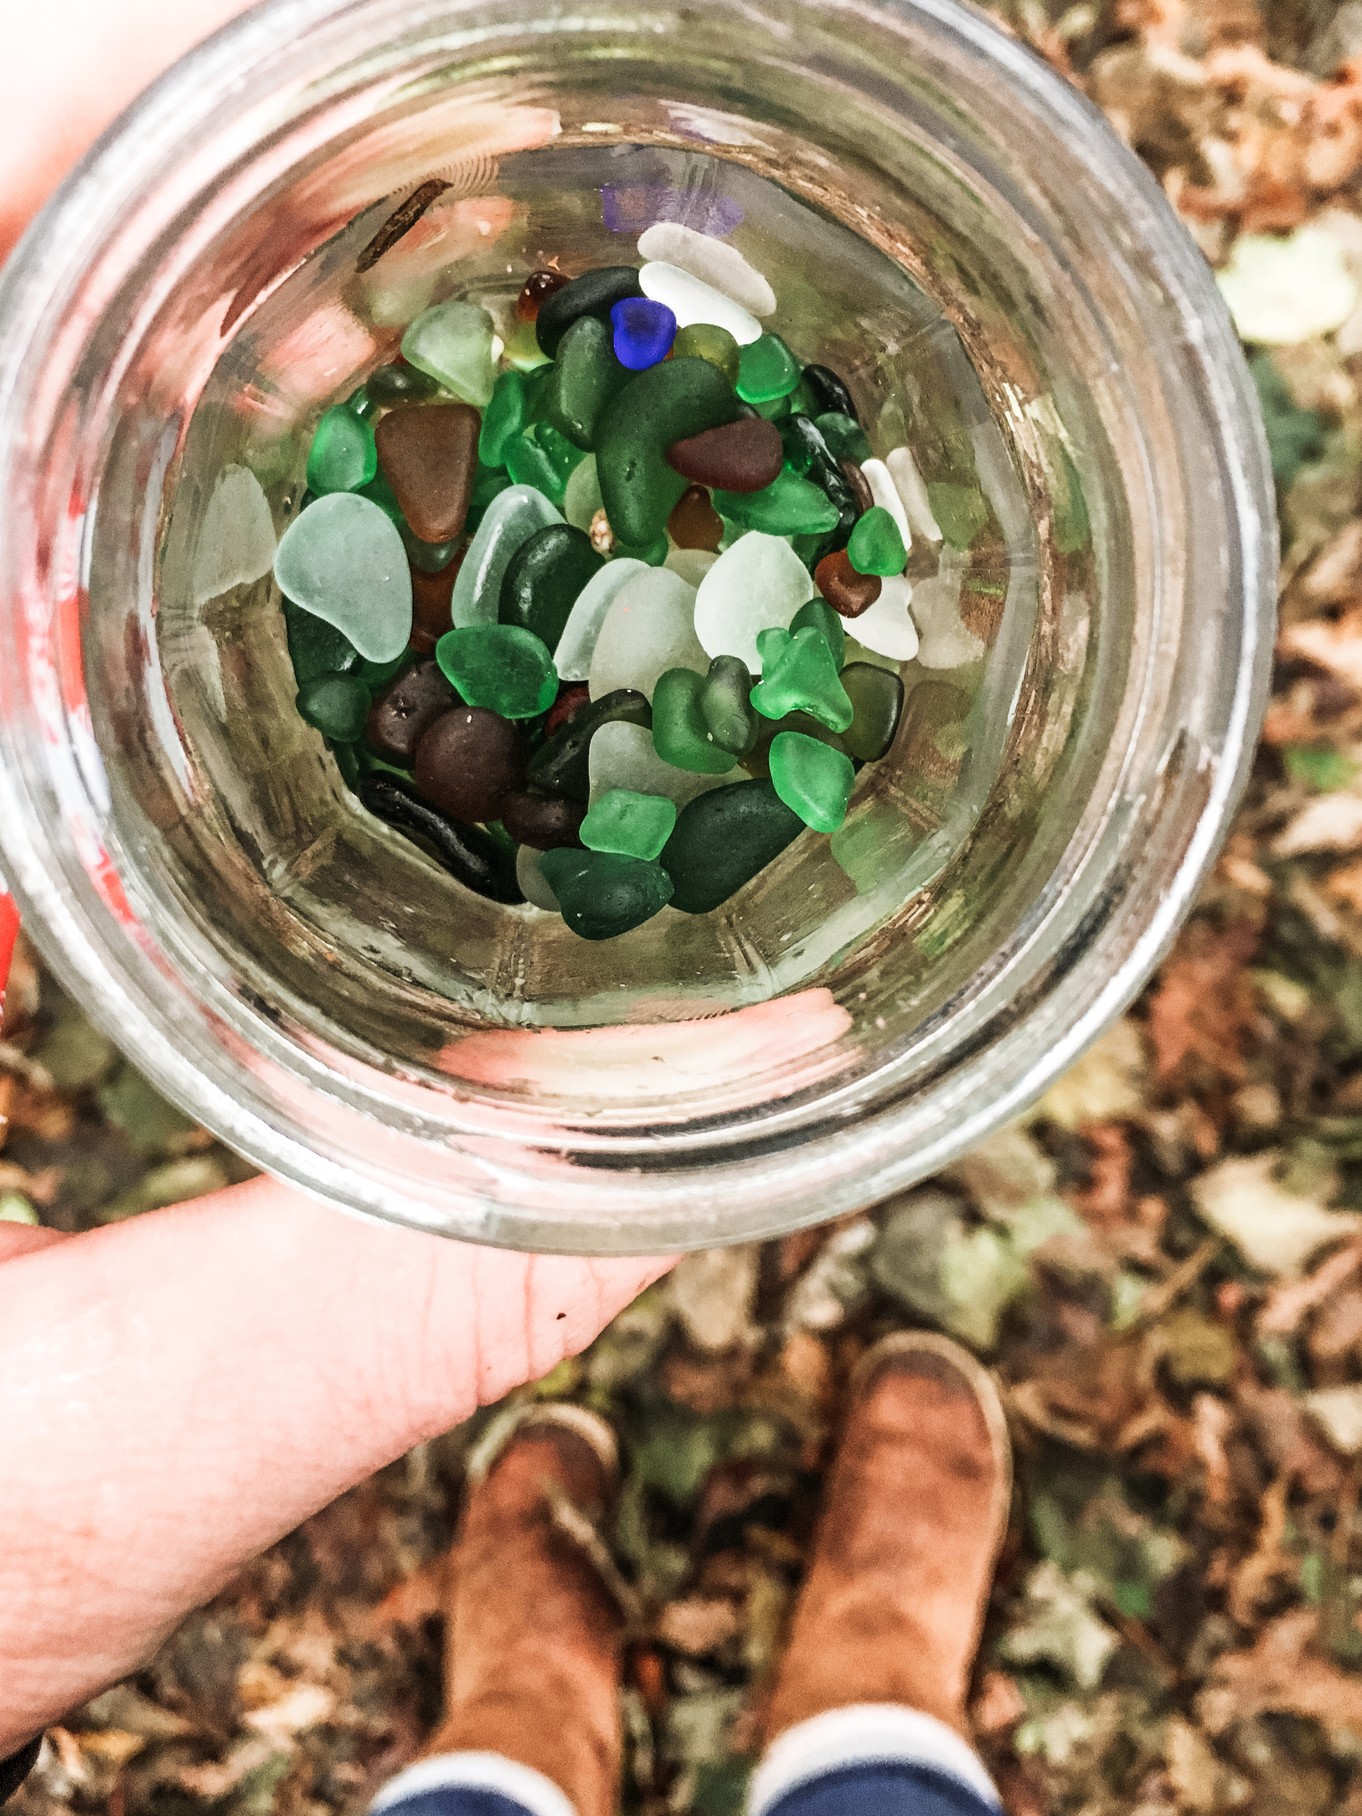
(1249, 352, 1329, 491)
(1284, 743, 1357, 792)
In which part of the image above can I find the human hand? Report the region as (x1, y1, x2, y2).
(0, 0, 669, 1750)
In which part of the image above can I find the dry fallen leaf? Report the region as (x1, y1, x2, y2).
(1192, 1153, 1362, 1277)
(1199, 1608, 1362, 1733)
(1303, 1383, 1362, 1454)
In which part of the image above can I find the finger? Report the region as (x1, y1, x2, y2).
(1, 0, 256, 259)
(0, 1175, 672, 1748)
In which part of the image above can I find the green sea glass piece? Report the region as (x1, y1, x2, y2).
(527, 688, 653, 800)
(452, 486, 563, 628)
(546, 315, 629, 450)
(713, 470, 839, 537)
(841, 662, 904, 762)
(580, 788, 678, 861)
(698, 655, 758, 756)
(296, 672, 370, 743)
(790, 597, 845, 667)
(283, 598, 361, 685)
(736, 333, 802, 404)
(435, 624, 557, 719)
(595, 357, 740, 548)
(539, 848, 674, 940)
(814, 412, 871, 464)
(358, 472, 404, 524)
(504, 423, 582, 505)
(848, 505, 907, 576)
(660, 779, 804, 913)
(563, 454, 603, 532)
(926, 481, 990, 550)
(274, 494, 413, 663)
(672, 322, 741, 385)
(499, 524, 603, 647)
(750, 627, 853, 731)
(769, 730, 855, 831)
(613, 536, 671, 567)
(365, 361, 439, 407)
(479, 369, 527, 467)
(401, 299, 497, 408)
(306, 405, 377, 496)
(652, 668, 740, 775)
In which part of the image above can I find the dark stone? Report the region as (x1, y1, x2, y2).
(414, 707, 524, 822)
(535, 266, 644, 358)
(357, 775, 524, 903)
(365, 661, 457, 766)
(500, 790, 587, 850)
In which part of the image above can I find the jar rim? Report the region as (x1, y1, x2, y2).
(0, 0, 1276, 1252)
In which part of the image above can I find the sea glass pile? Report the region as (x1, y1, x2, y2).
(272, 223, 949, 942)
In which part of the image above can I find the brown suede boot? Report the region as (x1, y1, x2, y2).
(425, 1405, 624, 1816)
(763, 1333, 1012, 1743)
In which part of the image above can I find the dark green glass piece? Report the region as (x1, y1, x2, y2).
(802, 364, 859, 421)
(283, 597, 361, 685)
(365, 361, 440, 407)
(539, 847, 673, 940)
(595, 357, 740, 548)
(357, 472, 405, 525)
(525, 688, 653, 800)
(841, 662, 905, 763)
(698, 655, 759, 756)
(545, 315, 629, 450)
(814, 412, 872, 465)
(651, 668, 739, 775)
(536, 266, 644, 358)
(499, 523, 604, 647)
(297, 672, 370, 743)
(661, 779, 805, 914)
(400, 525, 462, 573)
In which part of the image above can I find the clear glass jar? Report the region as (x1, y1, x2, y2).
(0, 0, 1275, 1253)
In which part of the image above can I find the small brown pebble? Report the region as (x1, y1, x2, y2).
(589, 509, 616, 556)
(545, 681, 591, 737)
(410, 552, 463, 652)
(375, 403, 480, 544)
(815, 547, 882, 618)
(364, 661, 456, 766)
(500, 790, 587, 850)
(516, 268, 570, 323)
(667, 416, 784, 493)
(841, 459, 874, 515)
(667, 484, 724, 551)
(414, 708, 523, 823)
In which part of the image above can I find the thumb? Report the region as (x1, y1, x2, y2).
(0, 1175, 672, 1745)
(1, 0, 258, 261)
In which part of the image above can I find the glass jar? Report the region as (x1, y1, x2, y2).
(0, 0, 1275, 1253)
